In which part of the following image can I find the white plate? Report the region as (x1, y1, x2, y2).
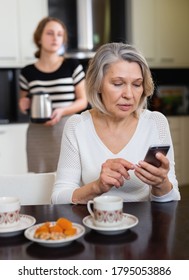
(0, 214, 36, 237)
(24, 222, 85, 248)
(83, 213, 138, 235)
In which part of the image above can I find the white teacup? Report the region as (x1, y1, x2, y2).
(87, 195, 123, 228)
(0, 197, 20, 228)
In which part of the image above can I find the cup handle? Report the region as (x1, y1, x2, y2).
(87, 200, 94, 218)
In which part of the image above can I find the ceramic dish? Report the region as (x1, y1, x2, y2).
(0, 214, 36, 237)
(24, 222, 85, 248)
(83, 213, 138, 235)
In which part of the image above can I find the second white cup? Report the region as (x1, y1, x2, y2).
(0, 197, 20, 228)
(87, 195, 123, 228)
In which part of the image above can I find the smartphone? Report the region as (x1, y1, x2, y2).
(144, 145, 170, 167)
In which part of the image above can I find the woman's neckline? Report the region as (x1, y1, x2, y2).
(34, 56, 64, 73)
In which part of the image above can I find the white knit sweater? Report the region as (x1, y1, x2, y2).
(52, 110, 180, 204)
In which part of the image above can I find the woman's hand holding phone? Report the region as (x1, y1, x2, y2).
(134, 145, 172, 196)
(143, 145, 170, 167)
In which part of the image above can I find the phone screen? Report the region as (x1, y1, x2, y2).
(144, 145, 170, 167)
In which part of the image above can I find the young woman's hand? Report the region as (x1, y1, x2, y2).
(18, 97, 31, 114)
(44, 108, 65, 126)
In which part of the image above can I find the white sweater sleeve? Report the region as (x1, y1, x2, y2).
(146, 111, 180, 202)
(51, 115, 82, 204)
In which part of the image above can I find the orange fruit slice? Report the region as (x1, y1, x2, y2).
(64, 227, 77, 236)
(49, 224, 63, 233)
(56, 217, 73, 230)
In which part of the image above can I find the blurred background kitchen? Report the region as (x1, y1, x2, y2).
(0, 0, 189, 190)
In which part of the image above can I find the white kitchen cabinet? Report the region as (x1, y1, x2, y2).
(128, 0, 156, 65)
(0, 0, 20, 67)
(0, 0, 48, 67)
(167, 116, 189, 186)
(127, 0, 189, 68)
(156, 0, 189, 67)
(0, 124, 28, 174)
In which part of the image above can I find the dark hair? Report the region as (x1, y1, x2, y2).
(86, 42, 154, 116)
(33, 16, 68, 58)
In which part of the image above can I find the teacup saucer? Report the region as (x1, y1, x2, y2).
(0, 214, 36, 237)
(82, 213, 138, 235)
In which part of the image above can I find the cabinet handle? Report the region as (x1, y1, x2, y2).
(0, 57, 17, 61)
(146, 58, 155, 62)
(160, 58, 174, 63)
(23, 57, 35, 60)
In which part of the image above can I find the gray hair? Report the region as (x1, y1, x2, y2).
(86, 42, 154, 116)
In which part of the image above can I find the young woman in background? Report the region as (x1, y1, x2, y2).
(19, 17, 87, 173)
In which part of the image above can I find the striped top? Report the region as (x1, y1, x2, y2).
(19, 58, 85, 109)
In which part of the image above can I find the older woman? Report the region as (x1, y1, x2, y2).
(52, 42, 180, 204)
